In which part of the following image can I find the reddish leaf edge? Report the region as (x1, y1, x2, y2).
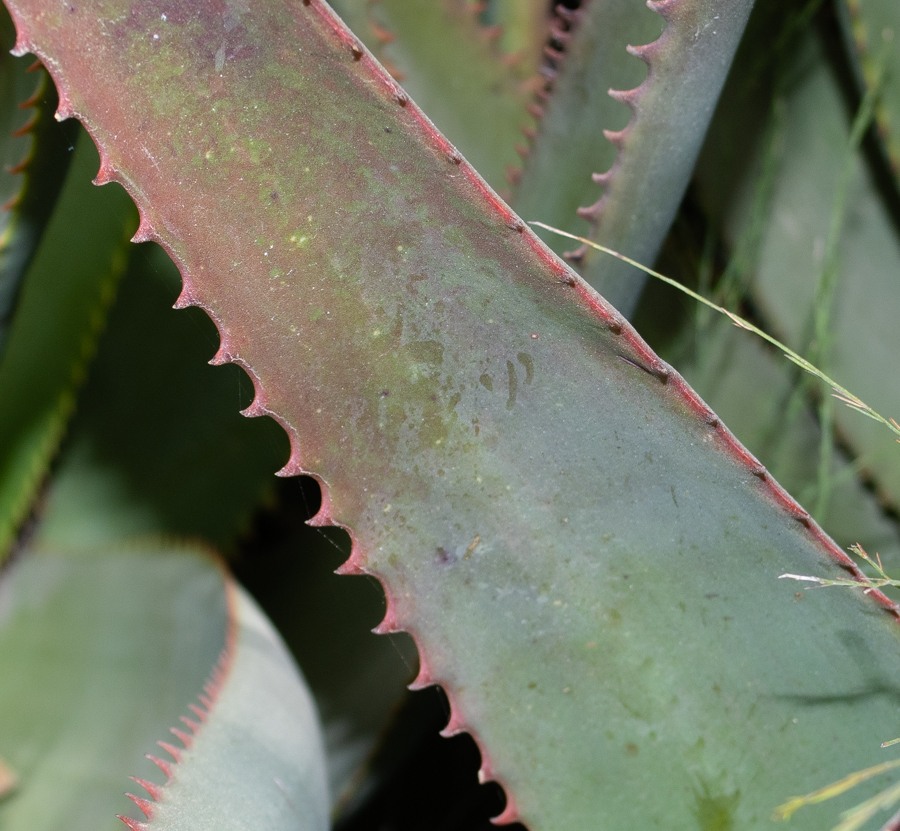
(116, 556, 239, 831)
(565, 0, 690, 263)
(8, 1, 900, 826)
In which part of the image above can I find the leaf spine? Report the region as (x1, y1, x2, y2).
(129, 777, 163, 802)
(125, 793, 155, 820)
(116, 815, 149, 831)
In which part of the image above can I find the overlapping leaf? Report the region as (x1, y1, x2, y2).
(8, 1, 900, 827)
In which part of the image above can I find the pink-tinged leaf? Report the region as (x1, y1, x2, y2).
(8, 2, 900, 827)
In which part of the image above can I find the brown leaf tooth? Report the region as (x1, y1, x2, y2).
(439, 709, 467, 738)
(157, 741, 184, 764)
(607, 87, 641, 111)
(240, 397, 268, 418)
(526, 102, 544, 119)
(576, 200, 603, 221)
(187, 702, 208, 723)
(469, 0, 489, 15)
(179, 715, 202, 734)
(170, 727, 194, 748)
(370, 19, 394, 44)
(407, 662, 435, 691)
(6, 158, 28, 176)
(10, 113, 37, 138)
(492, 795, 522, 826)
(10, 35, 33, 58)
(26, 58, 42, 72)
(514, 143, 530, 159)
(54, 97, 75, 122)
(131, 216, 157, 244)
(307, 487, 333, 526)
(543, 44, 564, 62)
(371, 600, 401, 635)
(93, 157, 118, 186)
(646, 0, 679, 21)
(505, 164, 522, 186)
(538, 65, 557, 82)
(173, 284, 198, 310)
(116, 815, 149, 831)
(562, 244, 587, 264)
(591, 170, 614, 188)
(602, 127, 628, 149)
(482, 24, 503, 42)
(18, 87, 42, 110)
(129, 777, 164, 802)
(334, 553, 365, 575)
(125, 793, 155, 820)
(198, 693, 214, 711)
(626, 41, 661, 65)
(548, 22, 570, 44)
(208, 344, 233, 366)
(554, 4, 581, 25)
(520, 125, 536, 141)
(145, 754, 174, 779)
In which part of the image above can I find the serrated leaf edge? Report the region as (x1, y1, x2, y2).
(9, 2, 900, 827)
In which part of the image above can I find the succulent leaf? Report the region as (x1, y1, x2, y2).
(329, 0, 533, 193)
(839, 0, 900, 186)
(519, 0, 755, 318)
(9, 1, 900, 827)
(33, 241, 286, 552)
(697, 27, 900, 515)
(0, 131, 135, 565)
(119, 579, 329, 831)
(485, 0, 549, 79)
(0, 7, 79, 353)
(0, 545, 229, 831)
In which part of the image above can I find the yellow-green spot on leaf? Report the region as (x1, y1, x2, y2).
(289, 233, 309, 249)
(309, 308, 324, 322)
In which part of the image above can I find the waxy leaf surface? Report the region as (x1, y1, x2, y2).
(9, 1, 900, 827)
(0, 545, 227, 831)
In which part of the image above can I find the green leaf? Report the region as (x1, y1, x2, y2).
(0, 6, 79, 353)
(13, 2, 900, 826)
(33, 241, 286, 553)
(698, 27, 900, 515)
(521, 0, 754, 317)
(120, 574, 329, 831)
(0, 545, 228, 831)
(485, 0, 549, 80)
(0, 131, 135, 565)
(839, 0, 900, 187)
(330, 0, 532, 193)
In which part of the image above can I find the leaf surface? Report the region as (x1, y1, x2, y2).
(0, 6, 79, 353)
(0, 545, 227, 831)
(329, 0, 532, 193)
(0, 131, 134, 564)
(10, 2, 900, 827)
(697, 27, 900, 514)
(520, 0, 754, 317)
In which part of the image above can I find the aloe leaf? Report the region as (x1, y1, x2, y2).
(0, 7, 79, 353)
(520, 0, 754, 317)
(12, 1, 900, 826)
(485, 0, 549, 79)
(698, 27, 900, 514)
(0, 544, 227, 831)
(670, 318, 900, 581)
(0, 131, 135, 565)
(33, 241, 286, 552)
(120, 577, 329, 831)
(838, 0, 900, 185)
(329, 0, 532, 193)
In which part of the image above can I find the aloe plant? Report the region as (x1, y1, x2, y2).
(1, 0, 900, 829)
